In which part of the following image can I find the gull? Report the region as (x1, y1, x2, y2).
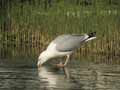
(37, 32, 96, 68)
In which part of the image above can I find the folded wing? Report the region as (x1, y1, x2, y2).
(53, 34, 89, 52)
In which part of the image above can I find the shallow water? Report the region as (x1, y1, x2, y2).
(0, 55, 120, 90)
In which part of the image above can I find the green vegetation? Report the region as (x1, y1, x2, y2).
(0, 0, 120, 57)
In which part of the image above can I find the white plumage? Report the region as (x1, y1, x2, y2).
(38, 32, 96, 68)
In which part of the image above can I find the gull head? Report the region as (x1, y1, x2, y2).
(37, 51, 50, 68)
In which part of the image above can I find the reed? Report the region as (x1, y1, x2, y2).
(0, 0, 120, 57)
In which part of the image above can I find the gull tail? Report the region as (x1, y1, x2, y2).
(85, 32, 96, 42)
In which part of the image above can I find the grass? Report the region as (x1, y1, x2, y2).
(0, 0, 120, 57)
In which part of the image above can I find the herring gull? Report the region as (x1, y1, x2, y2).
(37, 32, 96, 68)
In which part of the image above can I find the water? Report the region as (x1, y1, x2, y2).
(0, 53, 120, 90)
(0, 1, 120, 89)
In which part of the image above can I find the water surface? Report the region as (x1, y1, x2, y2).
(0, 54, 120, 90)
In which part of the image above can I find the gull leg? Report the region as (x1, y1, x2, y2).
(56, 59, 64, 67)
(64, 55, 70, 66)
(56, 55, 70, 68)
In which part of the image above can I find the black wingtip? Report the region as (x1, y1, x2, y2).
(88, 32, 96, 37)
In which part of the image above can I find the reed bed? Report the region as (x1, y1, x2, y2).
(0, 0, 120, 58)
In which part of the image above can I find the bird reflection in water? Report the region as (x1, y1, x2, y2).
(38, 66, 70, 88)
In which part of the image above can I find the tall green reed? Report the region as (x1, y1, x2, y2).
(0, 0, 120, 57)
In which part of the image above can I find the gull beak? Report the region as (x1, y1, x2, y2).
(37, 63, 42, 68)
(37, 60, 42, 68)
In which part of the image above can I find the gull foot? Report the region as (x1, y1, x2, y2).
(56, 63, 66, 68)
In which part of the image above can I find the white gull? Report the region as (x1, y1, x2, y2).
(37, 32, 96, 68)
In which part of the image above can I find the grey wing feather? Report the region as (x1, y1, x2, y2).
(53, 34, 88, 52)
